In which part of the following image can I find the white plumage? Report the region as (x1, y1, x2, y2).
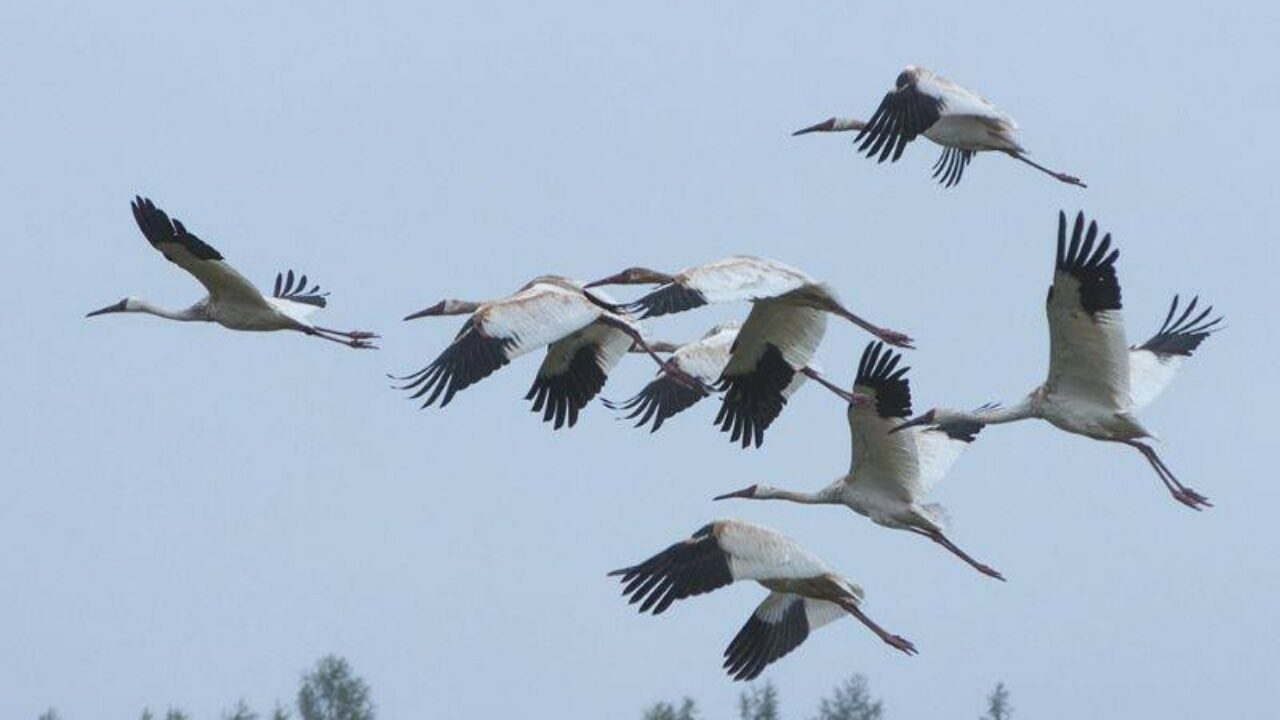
(609, 519, 916, 681)
(793, 65, 1085, 188)
(586, 255, 911, 447)
(715, 342, 1003, 580)
(896, 212, 1223, 509)
(605, 321, 813, 432)
(397, 276, 702, 427)
(85, 196, 377, 349)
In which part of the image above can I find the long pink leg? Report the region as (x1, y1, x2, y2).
(840, 601, 917, 656)
(1123, 440, 1211, 510)
(906, 527, 1005, 581)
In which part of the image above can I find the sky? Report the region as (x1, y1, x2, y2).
(2, 1, 1277, 718)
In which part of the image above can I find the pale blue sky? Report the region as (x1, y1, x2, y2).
(2, 1, 1277, 718)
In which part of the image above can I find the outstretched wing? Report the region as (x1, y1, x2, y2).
(272, 269, 329, 308)
(526, 321, 631, 429)
(398, 283, 603, 408)
(716, 300, 827, 448)
(722, 593, 845, 681)
(932, 147, 973, 188)
(625, 257, 811, 319)
(853, 72, 943, 163)
(131, 196, 268, 308)
(608, 523, 736, 615)
(1045, 211, 1129, 410)
(1127, 295, 1222, 411)
(605, 324, 737, 432)
(847, 341, 922, 504)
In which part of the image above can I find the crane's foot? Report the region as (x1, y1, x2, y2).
(348, 338, 378, 350)
(1056, 173, 1087, 188)
(975, 563, 1006, 582)
(1172, 487, 1211, 510)
(664, 361, 710, 395)
(348, 330, 380, 340)
(877, 329, 916, 349)
(883, 634, 918, 656)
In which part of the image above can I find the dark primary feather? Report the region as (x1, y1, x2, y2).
(272, 269, 329, 308)
(714, 344, 794, 449)
(723, 600, 810, 682)
(608, 523, 734, 615)
(396, 318, 516, 408)
(853, 82, 942, 164)
(1054, 211, 1121, 315)
(1135, 295, 1223, 357)
(624, 283, 708, 319)
(525, 344, 607, 430)
(603, 373, 707, 432)
(131, 196, 224, 261)
(932, 147, 973, 188)
(854, 342, 912, 419)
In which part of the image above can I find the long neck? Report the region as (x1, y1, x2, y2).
(971, 396, 1036, 425)
(831, 117, 867, 132)
(756, 484, 840, 505)
(134, 299, 208, 322)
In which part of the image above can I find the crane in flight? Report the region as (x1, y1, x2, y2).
(793, 66, 1085, 188)
(586, 255, 911, 447)
(894, 212, 1222, 510)
(609, 519, 917, 681)
(395, 277, 704, 427)
(86, 197, 377, 348)
(714, 341, 1003, 580)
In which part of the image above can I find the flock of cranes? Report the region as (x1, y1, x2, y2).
(87, 66, 1222, 682)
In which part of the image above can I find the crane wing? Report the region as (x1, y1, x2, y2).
(716, 299, 828, 448)
(722, 593, 846, 681)
(853, 74, 943, 163)
(1044, 212, 1130, 409)
(608, 520, 829, 615)
(847, 342, 922, 504)
(604, 323, 738, 432)
(399, 283, 603, 408)
(932, 147, 974, 188)
(912, 69, 1015, 127)
(1127, 295, 1222, 411)
(526, 320, 632, 429)
(130, 196, 269, 310)
(625, 256, 812, 319)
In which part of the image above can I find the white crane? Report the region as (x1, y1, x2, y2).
(603, 320, 852, 436)
(793, 65, 1085, 188)
(585, 255, 912, 447)
(395, 276, 704, 427)
(86, 197, 378, 348)
(609, 519, 916, 681)
(894, 212, 1222, 510)
(714, 342, 1003, 580)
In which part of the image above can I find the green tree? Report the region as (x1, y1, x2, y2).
(813, 674, 883, 720)
(738, 682, 780, 720)
(37, 709, 61, 720)
(224, 698, 258, 720)
(979, 682, 1013, 720)
(643, 698, 700, 720)
(297, 655, 375, 720)
(270, 702, 291, 720)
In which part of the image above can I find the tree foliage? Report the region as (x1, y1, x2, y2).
(813, 674, 883, 720)
(296, 655, 376, 720)
(643, 697, 701, 720)
(979, 682, 1013, 720)
(738, 683, 780, 720)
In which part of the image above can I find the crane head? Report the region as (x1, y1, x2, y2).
(712, 484, 759, 501)
(85, 297, 135, 317)
(889, 408, 937, 434)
